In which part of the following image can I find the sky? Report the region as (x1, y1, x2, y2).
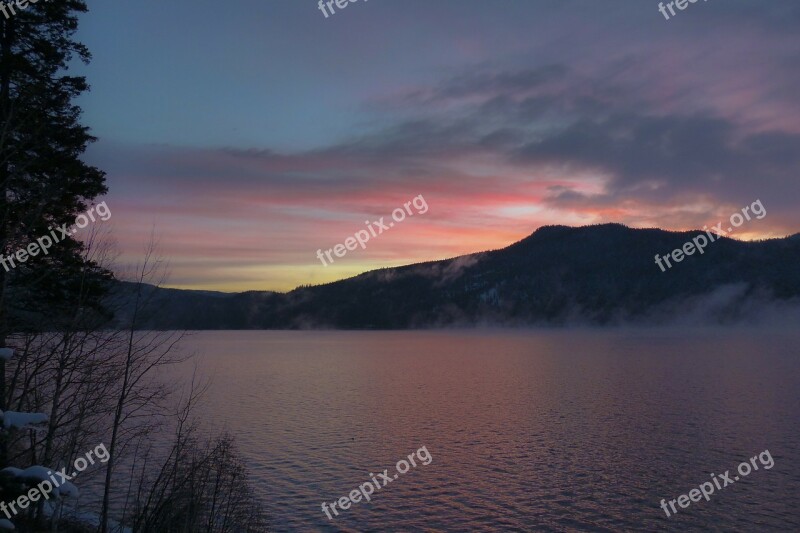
(74, 0, 800, 292)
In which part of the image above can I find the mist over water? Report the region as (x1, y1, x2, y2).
(178, 329, 800, 531)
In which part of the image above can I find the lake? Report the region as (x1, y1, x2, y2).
(179, 329, 800, 531)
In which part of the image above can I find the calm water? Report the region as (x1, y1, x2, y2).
(179, 329, 800, 532)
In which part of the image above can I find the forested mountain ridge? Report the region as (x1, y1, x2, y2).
(118, 224, 800, 329)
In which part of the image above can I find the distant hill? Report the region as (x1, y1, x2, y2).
(113, 224, 800, 329)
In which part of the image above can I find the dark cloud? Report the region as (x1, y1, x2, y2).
(410, 64, 569, 103)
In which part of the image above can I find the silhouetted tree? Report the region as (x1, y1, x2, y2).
(0, 0, 109, 423)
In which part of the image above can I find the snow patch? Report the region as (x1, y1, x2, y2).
(56, 481, 79, 498)
(1, 465, 79, 498)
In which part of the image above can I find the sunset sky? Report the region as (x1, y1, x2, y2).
(74, 1, 800, 292)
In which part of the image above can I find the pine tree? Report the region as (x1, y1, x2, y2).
(0, 0, 109, 470)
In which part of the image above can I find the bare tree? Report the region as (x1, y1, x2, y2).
(99, 239, 186, 533)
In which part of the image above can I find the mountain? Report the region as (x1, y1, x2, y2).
(117, 224, 800, 329)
